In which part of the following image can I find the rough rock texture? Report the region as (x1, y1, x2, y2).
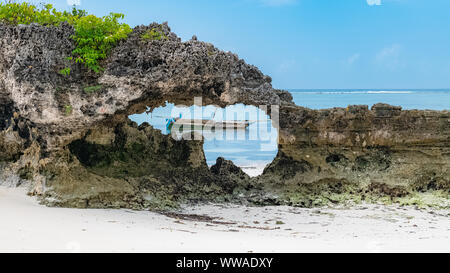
(42, 121, 244, 209)
(0, 22, 449, 209)
(255, 103, 450, 207)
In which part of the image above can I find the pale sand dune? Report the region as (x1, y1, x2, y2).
(0, 186, 449, 253)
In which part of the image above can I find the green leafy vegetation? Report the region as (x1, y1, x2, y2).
(142, 27, 168, 41)
(64, 105, 73, 116)
(0, 1, 81, 25)
(72, 13, 132, 73)
(83, 85, 102, 94)
(59, 67, 71, 76)
(0, 1, 132, 73)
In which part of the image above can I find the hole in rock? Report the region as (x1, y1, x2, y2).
(129, 102, 279, 177)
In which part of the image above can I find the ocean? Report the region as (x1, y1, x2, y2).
(289, 89, 450, 110)
(130, 89, 450, 176)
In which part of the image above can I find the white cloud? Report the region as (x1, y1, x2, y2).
(259, 0, 298, 7)
(67, 0, 81, 6)
(367, 0, 381, 6)
(376, 44, 403, 70)
(347, 53, 361, 65)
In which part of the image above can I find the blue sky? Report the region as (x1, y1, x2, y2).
(25, 0, 450, 89)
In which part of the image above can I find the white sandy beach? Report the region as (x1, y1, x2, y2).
(0, 186, 449, 253)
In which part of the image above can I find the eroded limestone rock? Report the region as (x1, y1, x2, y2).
(0, 22, 448, 209)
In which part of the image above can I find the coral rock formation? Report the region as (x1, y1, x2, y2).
(0, 22, 448, 209)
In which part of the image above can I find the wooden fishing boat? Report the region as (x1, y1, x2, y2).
(167, 118, 251, 132)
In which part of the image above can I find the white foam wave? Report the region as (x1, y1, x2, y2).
(367, 91, 414, 94)
(291, 90, 415, 95)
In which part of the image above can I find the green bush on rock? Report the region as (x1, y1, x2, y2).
(59, 67, 71, 76)
(64, 105, 73, 116)
(142, 26, 168, 41)
(0, 2, 79, 25)
(71, 13, 132, 73)
(0, 1, 132, 73)
(83, 85, 102, 94)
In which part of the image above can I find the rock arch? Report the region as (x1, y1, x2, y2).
(0, 22, 448, 209)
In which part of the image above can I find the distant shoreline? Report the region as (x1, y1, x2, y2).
(286, 89, 450, 110)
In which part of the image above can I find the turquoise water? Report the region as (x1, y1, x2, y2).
(129, 89, 450, 172)
(289, 89, 450, 110)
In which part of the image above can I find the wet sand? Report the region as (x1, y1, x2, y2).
(0, 186, 448, 253)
